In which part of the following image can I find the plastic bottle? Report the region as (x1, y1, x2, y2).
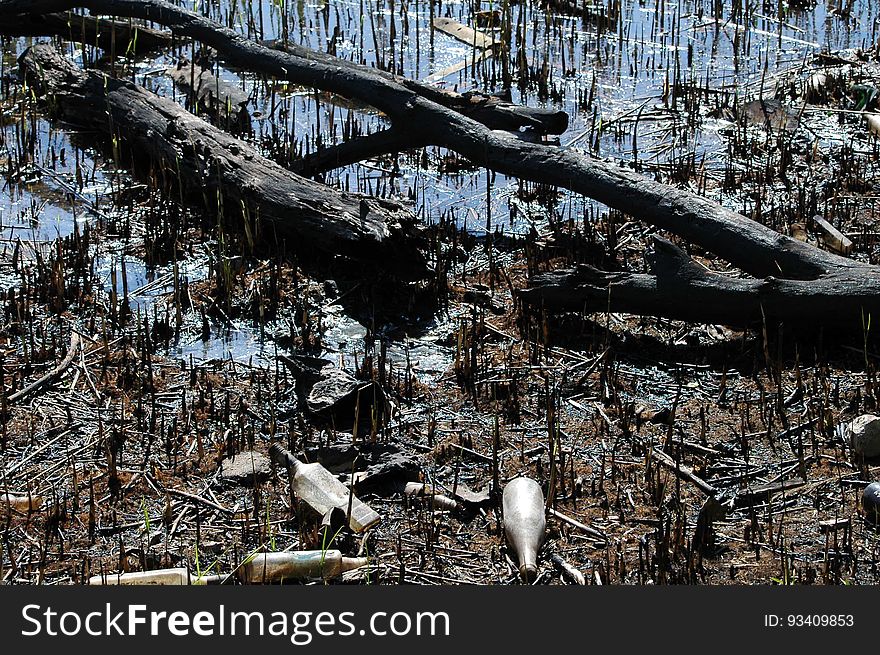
(269, 444, 380, 533)
(88, 568, 222, 585)
(240, 550, 369, 583)
(502, 477, 546, 583)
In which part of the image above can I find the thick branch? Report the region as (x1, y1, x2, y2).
(263, 42, 569, 135)
(165, 57, 251, 133)
(290, 127, 425, 177)
(519, 238, 880, 327)
(0, 10, 171, 51)
(20, 45, 427, 276)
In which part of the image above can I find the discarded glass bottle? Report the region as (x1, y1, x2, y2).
(1, 492, 42, 513)
(404, 482, 459, 511)
(269, 444, 381, 533)
(863, 482, 880, 523)
(502, 477, 546, 583)
(240, 550, 369, 583)
(88, 568, 222, 585)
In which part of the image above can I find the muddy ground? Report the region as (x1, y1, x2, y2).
(3, 0, 880, 585)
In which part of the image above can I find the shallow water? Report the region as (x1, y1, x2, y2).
(1, 0, 878, 369)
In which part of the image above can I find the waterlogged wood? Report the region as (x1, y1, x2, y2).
(292, 127, 424, 177)
(265, 40, 567, 134)
(0, 1, 820, 277)
(0, 0, 813, 279)
(0, 10, 171, 51)
(520, 236, 880, 329)
(432, 17, 496, 50)
(165, 58, 251, 133)
(423, 48, 493, 85)
(0, 0, 568, 137)
(20, 45, 427, 276)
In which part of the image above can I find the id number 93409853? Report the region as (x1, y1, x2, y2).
(763, 614, 854, 628)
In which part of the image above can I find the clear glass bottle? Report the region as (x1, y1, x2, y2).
(240, 550, 369, 583)
(269, 444, 380, 533)
(1, 492, 43, 512)
(88, 568, 222, 585)
(502, 477, 546, 583)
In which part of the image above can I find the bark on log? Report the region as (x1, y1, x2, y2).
(290, 127, 426, 178)
(519, 237, 880, 328)
(19, 44, 427, 277)
(0, 10, 171, 52)
(262, 41, 568, 135)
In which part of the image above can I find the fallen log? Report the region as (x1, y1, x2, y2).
(264, 41, 568, 135)
(3, 1, 568, 135)
(19, 44, 427, 277)
(519, 237, 880, 328)
(4, 0, 878, 328)
(432, 17, 497, 50)
(0, 10, 171, 52)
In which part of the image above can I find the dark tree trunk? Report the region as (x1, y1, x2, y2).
(19, 44, 428, 277)
(519, 238, 880, 329)
(0, 10, 171, 51)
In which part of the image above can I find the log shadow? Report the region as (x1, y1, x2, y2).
(540, 312, 880, 375)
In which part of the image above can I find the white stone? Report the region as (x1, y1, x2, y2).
(220, 451, 271, 485)
(848, 414, 880, 458)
